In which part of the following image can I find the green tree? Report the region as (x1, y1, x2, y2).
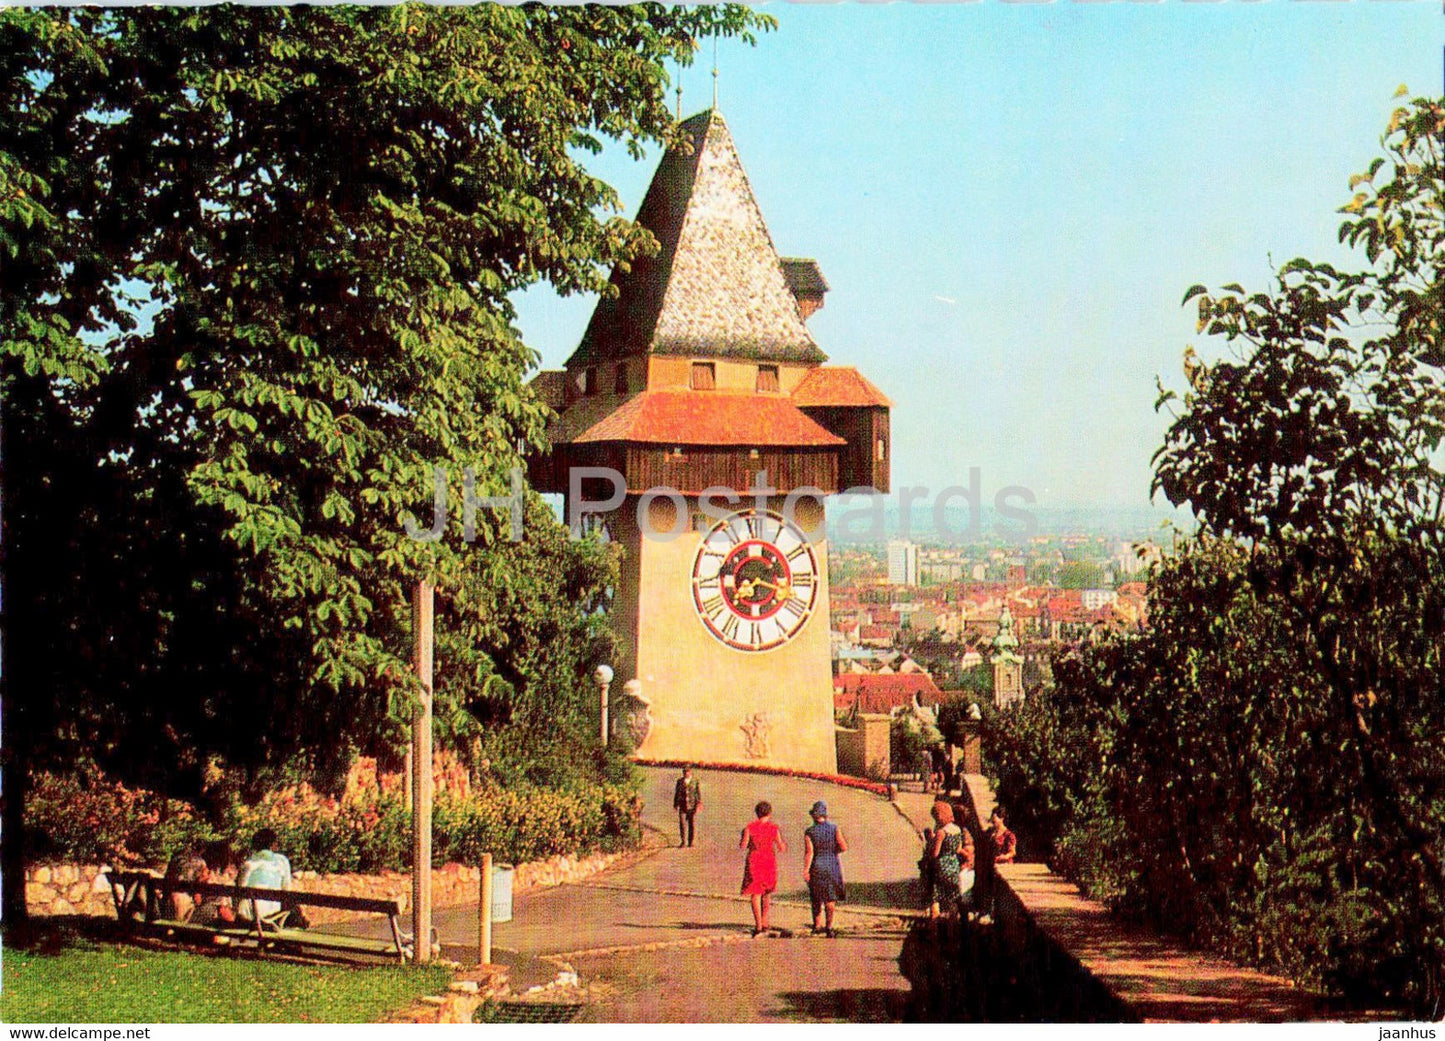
(1056, 560, 1104, 589)
(992, 94, 1445, 1012)
(1, 5, 770, 921)
(1148, 94, 1445, 1011)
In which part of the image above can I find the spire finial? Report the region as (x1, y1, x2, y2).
(712, 37, 719, 110)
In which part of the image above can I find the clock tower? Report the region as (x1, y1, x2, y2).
(529, 110, 890, 773)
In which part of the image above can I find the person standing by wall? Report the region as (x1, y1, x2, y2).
(673, 765, 702, 848)
(924, 800, 964, 921)
(987, 807, 1017, 866)
(980, 806, 1017, 922)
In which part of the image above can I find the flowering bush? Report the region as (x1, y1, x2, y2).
(25, 771, 214, 865)
(27, 762, 642, 875)
(635, 758, 892, 798)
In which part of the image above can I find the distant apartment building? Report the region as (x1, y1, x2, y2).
(1081, 588, 1118, 611)
(887, 539, 919, 586)
(1115, 540, 1163, 577)
(921, 562, 964, 584)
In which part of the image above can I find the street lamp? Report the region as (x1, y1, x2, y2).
(593, 664, 614, 747)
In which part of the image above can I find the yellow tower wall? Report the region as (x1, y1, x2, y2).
(609, 494, 838, 774)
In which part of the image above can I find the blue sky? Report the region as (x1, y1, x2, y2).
(514, 2, 1441, 513)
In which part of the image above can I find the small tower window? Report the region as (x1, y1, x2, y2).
(582, 367, 598, 396)
(756, 365, 780, 393)
(876, 437, 888, 462)
(690, 362, 716, 391)
(614, 364, 629, 394)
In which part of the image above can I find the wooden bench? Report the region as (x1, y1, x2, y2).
(104, 869, 407, 963)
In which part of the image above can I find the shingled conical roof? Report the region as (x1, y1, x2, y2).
(567, 110, 827, 368)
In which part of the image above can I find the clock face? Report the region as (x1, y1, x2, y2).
(691, 509, 820, 652)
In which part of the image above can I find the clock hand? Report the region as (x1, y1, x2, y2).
(748, 578, 792, 599)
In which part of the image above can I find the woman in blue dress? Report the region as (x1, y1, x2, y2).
(802, 800, 848, 937)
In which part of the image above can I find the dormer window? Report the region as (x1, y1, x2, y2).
(690, 362, 716, 391)
(756, 365, 780, 393)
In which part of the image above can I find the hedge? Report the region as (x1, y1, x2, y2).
(25, 770, 641, 874)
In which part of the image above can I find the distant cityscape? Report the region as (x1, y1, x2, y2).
(828, 525, 1166, 720)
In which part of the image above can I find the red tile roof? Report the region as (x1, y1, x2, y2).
(566, 390, 846, 448)
(791, 366, 892, 408)
(833, 672, 944, 713)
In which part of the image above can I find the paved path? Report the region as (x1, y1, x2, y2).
(442, 767, 927, 1021)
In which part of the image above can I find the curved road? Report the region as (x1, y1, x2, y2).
(444, 767, 928, 1022)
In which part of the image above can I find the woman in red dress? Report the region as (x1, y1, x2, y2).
(740, 800, 787, 936)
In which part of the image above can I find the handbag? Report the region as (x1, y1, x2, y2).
(958, 868, 976, 897)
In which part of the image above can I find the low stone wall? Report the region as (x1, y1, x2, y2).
(24, 864, 115, 918)
(289, 849, 630, 925)
(26, 848, 631, 925)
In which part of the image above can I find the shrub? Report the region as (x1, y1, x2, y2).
(987, 537, 1445, 1014)
(27, 769, 642, 874)
(25, 771, 214, 865)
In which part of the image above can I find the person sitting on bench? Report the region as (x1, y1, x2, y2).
(190, 841, 240, 927)
(238, 828, 294, 928)
(162, 839, 236, 924)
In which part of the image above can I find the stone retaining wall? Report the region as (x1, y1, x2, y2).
(24, 864, 115, 918)
(26, 848, 631, 926)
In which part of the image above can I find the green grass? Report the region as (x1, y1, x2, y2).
(1, 928, 453, 1023)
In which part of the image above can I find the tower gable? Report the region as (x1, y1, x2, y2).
(569, 110, 827, 370)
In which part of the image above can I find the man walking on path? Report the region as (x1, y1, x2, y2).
(673, 765, 703, 847)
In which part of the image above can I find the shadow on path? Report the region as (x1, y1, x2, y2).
(898, 916, 1131, 1022)
(614, 920, 755, 935)
(772, 987, 912, 1023)
(842, 879, 924, 912)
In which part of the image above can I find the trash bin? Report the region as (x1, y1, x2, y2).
(490, 863, 514, 924)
